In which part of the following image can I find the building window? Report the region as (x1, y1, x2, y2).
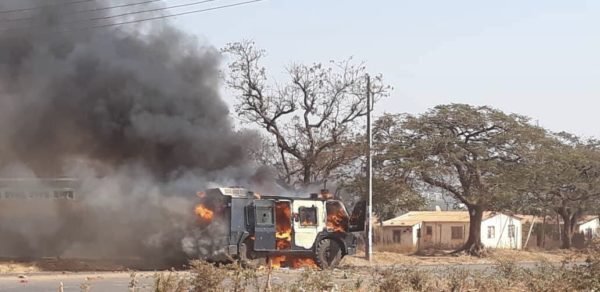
(451, 226, 464, 240)
(393, 230, 402, 243)
(585, 228, 593, 240)
(487, 226, 495, 239)
(426, 226, 433, 236)
(299, 207, 318, 226)
(508, 224, 516, 238)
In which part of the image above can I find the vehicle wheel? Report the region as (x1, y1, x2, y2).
(315, 238, 343, 269)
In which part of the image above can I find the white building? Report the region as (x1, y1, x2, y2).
(379, 211, 522, 250)
(576, 215, 600, 240)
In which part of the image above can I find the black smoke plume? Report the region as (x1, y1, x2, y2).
(0, 0, 266, 265)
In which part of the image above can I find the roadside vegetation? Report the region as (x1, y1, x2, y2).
(137, 241, 600, 292)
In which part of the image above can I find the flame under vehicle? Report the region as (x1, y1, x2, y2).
(194, 188, 366, 269)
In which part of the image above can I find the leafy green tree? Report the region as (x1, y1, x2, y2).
(376, 104, 545, 255)
(518, 133, 600, 248)
(339, 113, 427, 221)
(341, 173, 426, 222)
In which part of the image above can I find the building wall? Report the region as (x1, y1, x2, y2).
(419, 222, 469, 249)
(481, 214, 522, 249)
(412, 223, 421, 247)
(379, 226, 417, 247)
(522, 219, 600, 249)
(379, 214, 523, 250)
(578, 218, 600, 239)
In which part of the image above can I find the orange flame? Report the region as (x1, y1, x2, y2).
(327, 213, 345, 232)
(195, 204, 214, 221)
(292, 257, 318, 268)
(269, 256, 318, 269)
(270, 255, 286, 269)
(275, 202, 292, 250)
(326, 201, 349, 233)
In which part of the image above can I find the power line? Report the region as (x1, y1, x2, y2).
(0, 0, 166, 23)
(0, 0, 263, 33)
(90, 0, 263, 30)
(3, 0, 225, 30)
(86, 0, 221, 24)
(0, 0, 102, 14)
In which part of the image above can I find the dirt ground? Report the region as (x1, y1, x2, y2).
(0, 249, 583, 274)
(340, 248, 583, 267)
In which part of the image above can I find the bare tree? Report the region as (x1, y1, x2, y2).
(223, 41, 390, 188)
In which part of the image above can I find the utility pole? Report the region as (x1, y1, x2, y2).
(365, 74, 373, 261)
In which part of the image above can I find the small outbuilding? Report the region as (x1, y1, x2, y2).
(517, 214, 600, 249)
(576, 215, 600, 240)
(380, 211, 522, 250)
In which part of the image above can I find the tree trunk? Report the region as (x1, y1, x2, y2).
(558, 209, 573, 249)
(454, 205, 485, 256)
(540, 215, 546, 248)
(302, 165, 311, 186)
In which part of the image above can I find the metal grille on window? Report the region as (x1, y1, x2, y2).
(299, 207, 317, 226)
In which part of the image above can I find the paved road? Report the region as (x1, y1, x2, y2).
(0, 272, 157, 292)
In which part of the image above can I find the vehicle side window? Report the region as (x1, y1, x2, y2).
(255, 206, 274, 225)
(299, 207, 318, 226)
(245, 205, 255, 227)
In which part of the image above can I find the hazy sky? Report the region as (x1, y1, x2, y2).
(174, 0, 599, 137)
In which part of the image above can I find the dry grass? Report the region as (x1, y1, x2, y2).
(486, 248, 583, 262)
(3, 244, 596, 291)
(6, 245, 596, 292)
(170, 243, 600, 292)
(153, 270, 190, 292)
(375, 243, 417, 254)
(306, 242, 600, 291)
(0, 247, 582, 274)
(0, 261, 39, 274)
(342, 247, 584, 267)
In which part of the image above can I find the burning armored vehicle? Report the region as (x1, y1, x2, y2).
(192, 187, 366, 269)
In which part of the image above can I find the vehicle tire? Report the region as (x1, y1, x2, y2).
(315, 238, 343, 269)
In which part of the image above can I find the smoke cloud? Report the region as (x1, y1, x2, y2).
(0, 0, 267, 266)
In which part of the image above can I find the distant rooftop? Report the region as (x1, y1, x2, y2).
(382, 211, 507, 226)
(515, 214, 599, 225)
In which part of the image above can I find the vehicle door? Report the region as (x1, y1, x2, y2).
(349, 200, 367, 232)
(292, 200, 324, 249)
(251, 200, 276, 251)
